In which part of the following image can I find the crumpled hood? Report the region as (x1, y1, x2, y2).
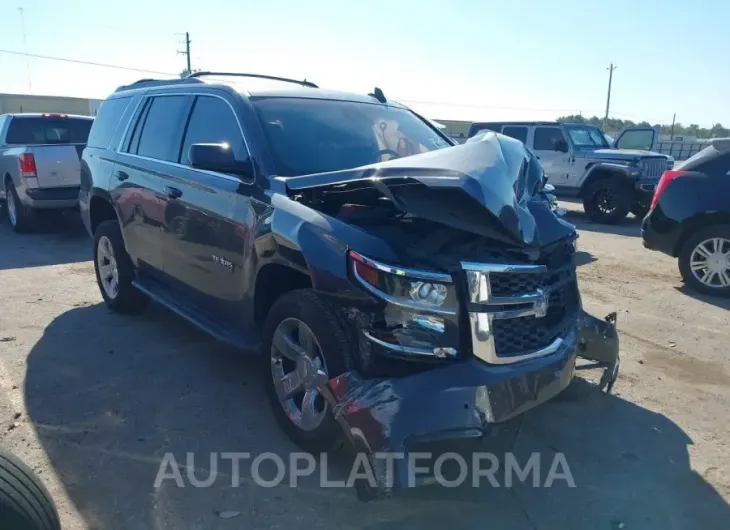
(282, 133, 575, 250)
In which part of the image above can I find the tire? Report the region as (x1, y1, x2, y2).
(93, 220, 149, 313)
(0, 449, 61, 530)
(678, 224, 730, 297)
(4, 179, 35, 233)
(630, 204, 649, 219)
(582, 178, 632, 224)
(262, 289, 355, 453)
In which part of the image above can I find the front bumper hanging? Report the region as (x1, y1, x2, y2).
(317, 310, 619, 498)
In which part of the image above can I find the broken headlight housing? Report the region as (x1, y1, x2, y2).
(349, 251, 460, 359)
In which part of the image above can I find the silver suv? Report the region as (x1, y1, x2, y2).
(0, 113, 93, 232)
(467, 121, 673, 223)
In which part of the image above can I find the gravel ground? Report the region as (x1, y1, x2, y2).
(0, 202, 728, 530)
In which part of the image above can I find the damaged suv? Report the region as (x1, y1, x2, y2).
(80, 73, 619, 496)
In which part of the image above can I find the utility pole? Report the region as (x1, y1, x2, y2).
(18, 7, 32, 93)
(670, 113, 676, 140)
(178, 32, 191, 76)
(603, 63, 617, 129)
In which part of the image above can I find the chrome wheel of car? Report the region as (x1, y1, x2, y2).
(6, 186, 17, 227)
(96, 235, 120, 299)
(270, 317, 329, 432)
(689, 237, 730, 288)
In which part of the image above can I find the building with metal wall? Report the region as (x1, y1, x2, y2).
(0, 93, 102, 116)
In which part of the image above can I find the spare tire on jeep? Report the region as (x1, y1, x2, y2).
(582, 177, 632, 224)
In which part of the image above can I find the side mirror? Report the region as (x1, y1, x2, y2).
(188, 143, 253, 179)
(553, 138, 569, 153)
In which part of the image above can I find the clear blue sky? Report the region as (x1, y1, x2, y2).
(0, 0, 727, 127)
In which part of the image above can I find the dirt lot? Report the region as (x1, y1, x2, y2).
(0, 202, 728, 530)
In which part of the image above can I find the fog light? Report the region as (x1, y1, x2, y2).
(409, 282, 447, 306)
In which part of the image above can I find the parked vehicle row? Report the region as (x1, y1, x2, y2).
(0, 113, 93, 232)
(77, 72, 620, 497)
(467, 121, 673, 224)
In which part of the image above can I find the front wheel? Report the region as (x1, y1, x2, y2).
(582, 178, 632, 224)
(678, 224, 730, 297)
(262, 289, 354, 453)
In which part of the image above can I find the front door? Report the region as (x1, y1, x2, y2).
(531, 126, 573, 184)
(161, 94, 254, 323)
(614, 127, 658, 151)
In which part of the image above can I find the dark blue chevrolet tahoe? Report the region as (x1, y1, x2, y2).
(80, 72, 619, 497)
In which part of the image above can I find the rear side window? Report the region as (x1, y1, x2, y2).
(502, 126, 528, 144)
(6, 116, 93, 145)
(179, 96, 245, 166)
(87, 97, 131, 149)
(533, 127, 565, 150)
(135, 96, 188, 161)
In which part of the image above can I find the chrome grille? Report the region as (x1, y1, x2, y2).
(463, 241, 579, 364)
(639, 158, 668, 179)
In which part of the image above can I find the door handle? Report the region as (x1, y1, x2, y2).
(115, 171, 129, 181)
(164, 186, 183, 199)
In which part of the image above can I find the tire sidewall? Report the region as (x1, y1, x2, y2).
(583, 178, 632, 224)
(678, 224, 730, 297)
(262, 290, 350, 452)
(5, 180, 28, 233)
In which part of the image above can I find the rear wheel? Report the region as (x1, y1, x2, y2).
(678, 224, 730, 297)
(4, 180, 35, 233)
(93, 220, 149, 313)
(0, 449, 61, 530)
(262, 289, 354, 453)
(582, 178, 632, 224)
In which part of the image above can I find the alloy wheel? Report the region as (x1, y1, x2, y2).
(97, 236, 120, 299)
(689, 237, 730, 288)
(594, 188, 618, 215)
(270, 318, 329, 432)
(6, 187, 17, 227)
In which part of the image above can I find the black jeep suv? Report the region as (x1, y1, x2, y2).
(80, 73, 618, 494)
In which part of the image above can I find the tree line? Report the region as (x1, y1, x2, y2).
(557, 115, 728, 139)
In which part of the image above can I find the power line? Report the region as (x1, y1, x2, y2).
(0, 49, 177, 76)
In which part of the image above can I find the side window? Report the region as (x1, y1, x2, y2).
(87, 97, 131, 148)
(135, 96, 188, 161)
(534, 127, 566, 150)
(615, 129, 655, 151)
(502, 126, 528, 144)
(179, 96, 245, 166)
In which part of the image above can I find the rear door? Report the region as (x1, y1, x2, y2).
(4, 115, 93, 188)
(161, 92, 251, 322)
(532, 126, 572, 183)
(112, 94, 191, 275)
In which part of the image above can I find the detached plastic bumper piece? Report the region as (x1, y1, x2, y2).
(318, 309, 620, 499)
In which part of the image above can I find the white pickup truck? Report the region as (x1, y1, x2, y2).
(0, 113, 93, 232)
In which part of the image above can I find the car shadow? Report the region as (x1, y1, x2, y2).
(564, 210, 643, 238)
(25, 304, 729, 530)
(674, 285, 730, 310)
(574, 250, 596, 267)
(0, 209, 90, 270)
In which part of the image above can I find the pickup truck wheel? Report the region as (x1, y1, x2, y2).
(4, 181, 35, 233)
(93, 220, 149, 313)
(0, 448, 61, 530)
(582, 178, 631, 224)
(678, 224, 730, 297)
(263, 289, 353, 453)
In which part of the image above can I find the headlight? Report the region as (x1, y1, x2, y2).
(349, 251, 456, 314)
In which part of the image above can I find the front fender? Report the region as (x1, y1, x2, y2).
(579, 162, 639, 193)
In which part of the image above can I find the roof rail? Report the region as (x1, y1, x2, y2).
(114, 77, 202, 93)
(185, 71, 318, 89)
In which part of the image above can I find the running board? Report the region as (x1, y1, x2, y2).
(132, 277, 260, 354)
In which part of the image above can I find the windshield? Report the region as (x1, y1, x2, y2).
(6, 117, 93, 145)
(251, 97, 452, 176)
(565, 125, 609, 148)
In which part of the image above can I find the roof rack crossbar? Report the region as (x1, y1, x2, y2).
(185, 71, 318, 89)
